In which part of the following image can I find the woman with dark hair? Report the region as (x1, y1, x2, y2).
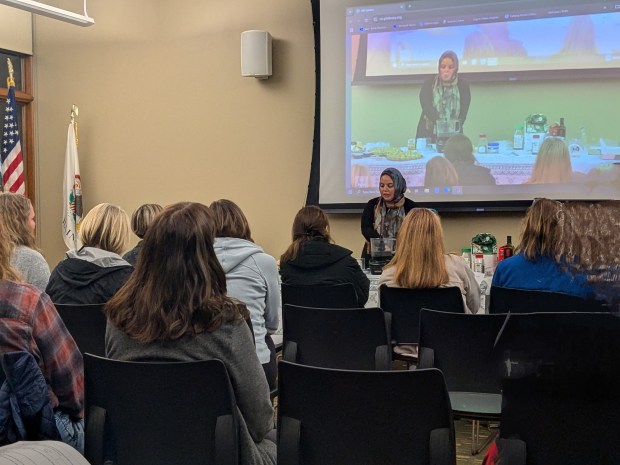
(210, 199, 280, 390)
(443, 134, 496, 185)
(416, 50, 471, 142)
(104, 202, 276, 465)
(492, 198, 593, 298)
(360, 167, 417, 265)
(123, 203, 163, 266)
(281, 205, 370, 307)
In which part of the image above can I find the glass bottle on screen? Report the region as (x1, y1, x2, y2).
(513, 125, 524, 150)
(557, 118, 566, 138)
(531, 134, 541, 154)
(477, 134, 488, 154)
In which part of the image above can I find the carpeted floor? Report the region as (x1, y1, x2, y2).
(455, 419, 496, 465)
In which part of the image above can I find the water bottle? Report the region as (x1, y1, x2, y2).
(479, 279, 488, 314)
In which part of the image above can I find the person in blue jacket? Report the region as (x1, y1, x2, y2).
(492, 198, 593, 298)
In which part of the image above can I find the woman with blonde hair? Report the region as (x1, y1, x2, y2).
(105, 202, 276, 465)
(0, 192, 50, 291)
(527, 137, 573, 184)
(492, 198, 593, 298)
(123, 203, 163, 266)
(210, 199, 280, 390)
(46, 203, 133, 304)
(281, 205, 370, 307)
(379, 208, 479, 312)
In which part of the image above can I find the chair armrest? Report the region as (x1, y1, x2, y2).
(429, 427, 456, 465)
(496, 437, 526, 465)
(85, 405, 106, 465)
(282, 341, 298, 363)
(215, 414, 238, 465)
(278, 416, 301, 465)
(418, 347, 435, 369)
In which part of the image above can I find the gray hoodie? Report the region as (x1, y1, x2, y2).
(213, 237, 280, 364)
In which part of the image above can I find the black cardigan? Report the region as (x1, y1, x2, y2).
(360, 196, 417, 261)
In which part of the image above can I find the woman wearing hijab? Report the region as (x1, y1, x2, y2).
(360, 167, 417, 266)
(416, 50, 471, 142)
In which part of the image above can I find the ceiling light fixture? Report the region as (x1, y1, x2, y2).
(0, 0, 94, 27)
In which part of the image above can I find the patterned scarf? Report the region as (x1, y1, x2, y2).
(433, 76, 461, 123)
(373, 168, 407, 238)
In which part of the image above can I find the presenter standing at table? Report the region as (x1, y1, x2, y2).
(416, 50, 471, 142)
(361, 167, 417, 266)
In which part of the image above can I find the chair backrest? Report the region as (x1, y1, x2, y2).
(379, 285, 465, 345)
(55, 303, 107, 356)
(277, 361, 456, 465)
(84, 354, 238, 465)
(494, 312, 620, 465)
(282, 304, 391, 370)
(418, 310, 508, 393)
(489, 286, 609, 314)
(281, 282, 359, 309)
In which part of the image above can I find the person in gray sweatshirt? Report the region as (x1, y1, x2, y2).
(210, 199, 280, 390)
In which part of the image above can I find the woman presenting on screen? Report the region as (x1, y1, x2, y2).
(360, 168, 417, 266)
(416, 50, 471, 142)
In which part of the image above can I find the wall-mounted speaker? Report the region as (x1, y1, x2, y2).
(241, 30, 272, 79)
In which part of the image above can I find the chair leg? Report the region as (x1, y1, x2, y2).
(470, 419, 498, 455)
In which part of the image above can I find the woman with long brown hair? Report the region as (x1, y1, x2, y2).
(105, 202, 276, 465)
(492, 198, 593, 298)
(0, 192, 50, 291)
(378, 208, 479, 312)
(281, 205, 370, 307)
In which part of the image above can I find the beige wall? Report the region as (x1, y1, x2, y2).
(22, 0, 522, 267)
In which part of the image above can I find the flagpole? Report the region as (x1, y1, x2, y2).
(6, 58, 15, 88)
(70, 104, 79, 146)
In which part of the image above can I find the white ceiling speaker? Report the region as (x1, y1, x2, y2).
(241, 30, 272, 79)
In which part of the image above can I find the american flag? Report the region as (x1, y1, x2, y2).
(1, 84, 25, 194)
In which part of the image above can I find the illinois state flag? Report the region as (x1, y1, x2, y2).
(1, 84, 25, 194)
(63, 121, 83, 250)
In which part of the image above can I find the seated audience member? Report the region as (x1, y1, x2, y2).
(379, 208, 479, 357)
(492, 198, 593, 298)
(210, 199, 280, 390)
(0, 193, 51, 291)
(0, 220, 84, 451)
(424, 156, 459, 188)
(442, 134, 496, 185)
(104, 202, 276, 465)
(46, 203, 133, 304)
(553, 200, 620, 308)
(280, 205, 370, 307)
(379, 208, 479, 313)
(123, 203, 163, 266)
(527, 137, 575, 184)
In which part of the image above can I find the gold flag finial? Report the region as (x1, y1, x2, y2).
(6, 58, 15, 88)
(70, 105, 79, 147)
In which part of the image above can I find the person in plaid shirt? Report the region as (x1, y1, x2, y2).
(0, 220, 84, 442)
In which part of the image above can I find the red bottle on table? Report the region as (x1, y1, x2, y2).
(498, 236, 514, 262)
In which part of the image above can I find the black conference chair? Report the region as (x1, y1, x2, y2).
(281, 282, 359, 309)
(379, 285, 465, 365)
(492, 312, 620, 465)
(277, 361, 456, 465)
(488, 286, 609, 314)
(55, 303, 107, 356)
(418, 310, 508, 455)
(84, 354, 239, 465)
(282, 304, 391, 370)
